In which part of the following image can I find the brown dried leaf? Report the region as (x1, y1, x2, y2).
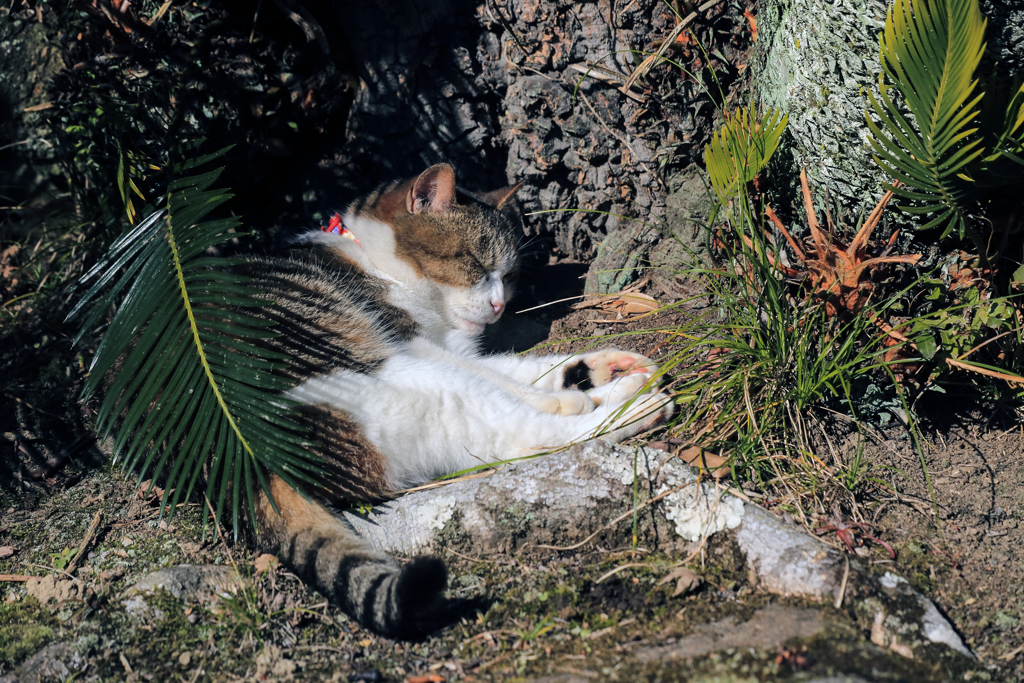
(0, 546, 16, 559)
(676, 446, 731, 479)
(656, 565, 702, 597)
(0, 245, 18, 280)
(599, 292, 659, 316)
(254, 553, 278, 574)
(137, 479, 168, 500)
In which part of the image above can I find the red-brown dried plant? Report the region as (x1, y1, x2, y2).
(757, 169, 922, 316)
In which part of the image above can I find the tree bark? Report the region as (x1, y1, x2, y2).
(332, 0, 748, 292)
(752, 0, 1024, 220)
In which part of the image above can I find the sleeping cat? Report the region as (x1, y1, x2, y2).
(244, 163, 673, 637)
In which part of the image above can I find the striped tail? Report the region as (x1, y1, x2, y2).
(256, 475, 447, 638)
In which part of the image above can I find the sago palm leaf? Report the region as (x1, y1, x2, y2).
(978, 75, 1024, 179)
(68, 147, 324, 534)
(865, 0, 987, 238)
(705, 106, 787, 209)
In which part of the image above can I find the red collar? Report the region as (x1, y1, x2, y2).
(320, 212, 361, 246)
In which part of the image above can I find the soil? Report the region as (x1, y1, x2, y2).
(2, 263, 1023, 682)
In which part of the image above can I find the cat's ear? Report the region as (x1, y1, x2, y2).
(478, 182, 523, 210)
(407, 164, 457, 214)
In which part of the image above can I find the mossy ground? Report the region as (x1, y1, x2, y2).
(0, 466, 996, 682)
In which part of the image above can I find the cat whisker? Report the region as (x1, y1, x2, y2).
(516, 295, 588, 314)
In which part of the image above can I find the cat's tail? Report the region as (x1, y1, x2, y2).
(256, 475, 448, 638)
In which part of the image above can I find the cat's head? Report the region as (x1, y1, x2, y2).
(322, 164, 523, 335)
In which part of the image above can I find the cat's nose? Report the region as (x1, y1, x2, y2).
(491, 301, 505, 315)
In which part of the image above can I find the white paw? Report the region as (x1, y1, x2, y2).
(551, 390, 597, 416)
(597, 391, 676, 443)
(578, 349, 659, 387)
(588, 372, 656, 407)
(532, 390, 596, 416)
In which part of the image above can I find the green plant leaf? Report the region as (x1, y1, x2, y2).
(68, 145, 324, 533)
(865, 0, 987, 238)
(916, 334, 938, 360)
(704, 106, 787, 208)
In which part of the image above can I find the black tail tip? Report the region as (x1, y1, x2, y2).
(388, 556, 448, 639)
(386, 557, 493, 640)
(396, 556, 448, 609)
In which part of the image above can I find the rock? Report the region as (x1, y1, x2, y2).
(345, 440, 973, 663)
(635, 605, 833, 661)
(0, 642, 85, 683)
(122, 564, 241, 622)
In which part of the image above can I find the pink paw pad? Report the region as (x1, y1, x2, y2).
(610, 357, 649, 378)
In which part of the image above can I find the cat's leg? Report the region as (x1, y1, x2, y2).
(288, 354, 675, 486)
(409, 340, 597, 416)
(416, 339, 665, 415)
(469, 347, 664, 405)
(255, 474, 447, 638)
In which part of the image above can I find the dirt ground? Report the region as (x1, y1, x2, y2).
(1, 262, 1023, 682)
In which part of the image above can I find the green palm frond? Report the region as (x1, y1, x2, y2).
(705, 106, 787, 209)
(68, 146, 324, 534)
(865, 0, 987, 238)
(979, 76, 1024, 177)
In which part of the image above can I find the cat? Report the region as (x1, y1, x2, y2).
(242, 163, 674, 638)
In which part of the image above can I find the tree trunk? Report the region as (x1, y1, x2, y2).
(752, 0, 1024, 221)
(332, 0, 749, 292)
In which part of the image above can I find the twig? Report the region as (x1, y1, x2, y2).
(877, 321, 1024, 384)
(621, 0, 719, 92)
(599, 538, 707, 585)
(203, 495, 240, 572)
(476, 652, 512, 672)
(446, 548, 487, 564)
(270, 0, 329, 53)
(534, 480, 695, 551)
(834, 555, 850, 609)
(516, 294, 588, 315)
(595, 562, 653, 584)
(0, 574, 33, 582)
(22, 563, 80, 582)
(67, 509, 103, 575)
(568, 64, 645, 103)
(146, 0, 173, 25)
(394, 468, 497, 495)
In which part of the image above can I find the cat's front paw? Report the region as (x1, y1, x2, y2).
(530, 390, 596, 416)
(587, 372, 654, 407)
(562, 349, 659, 391)
(597, 390, 676, 443)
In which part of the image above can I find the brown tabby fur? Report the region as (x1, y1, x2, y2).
(244, 164, 521, 637)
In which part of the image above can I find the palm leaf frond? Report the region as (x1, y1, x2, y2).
(69, 148, 324, 534)
(705, 106, 787, 208)
(866, 0, 987, 238)
(977, 76, 1024, 180)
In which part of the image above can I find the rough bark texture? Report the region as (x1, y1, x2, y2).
(331, 0, 510, 192)
(331, 0, 748, 292)
(345, 440, 971, 661)
(0, 8, 63, 205)
(752, 0, 1024, 219)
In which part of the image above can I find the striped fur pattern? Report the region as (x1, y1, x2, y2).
(250, 164, 674, 637)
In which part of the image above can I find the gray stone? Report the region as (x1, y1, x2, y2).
(122, 564, 241, 622)
(635, 605, 833, 661)
(345, 440, 972, 662)
(0, 642, 84, 683)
